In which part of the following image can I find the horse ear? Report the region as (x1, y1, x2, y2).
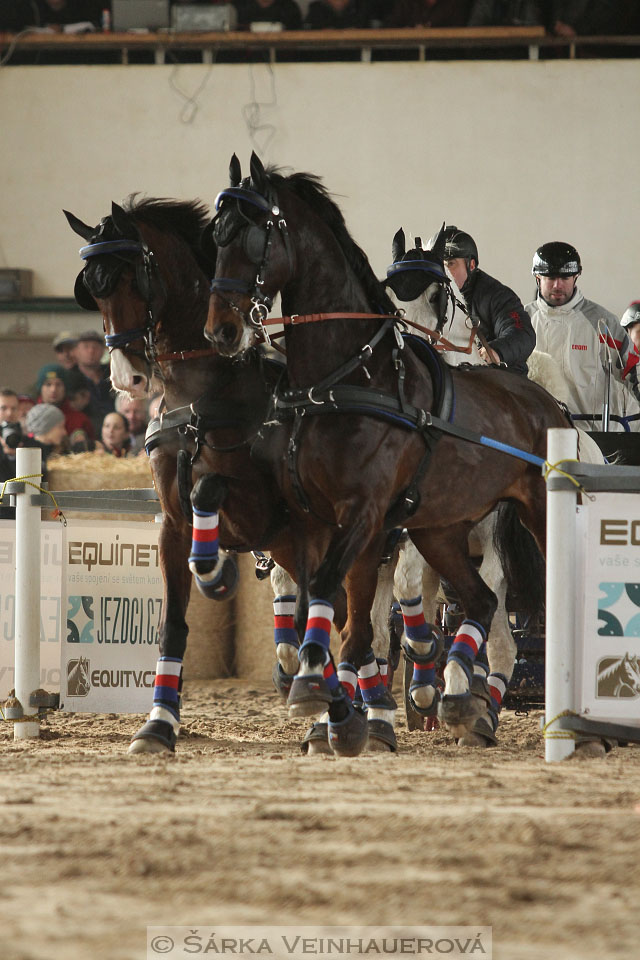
(111, 201, 140, 240)
(249, 151, 267, 196)
(391, 228, 406, 263)
(429, 222, 447, 259)
(63, 210, 95, 240)
(229, 154, 242, 187)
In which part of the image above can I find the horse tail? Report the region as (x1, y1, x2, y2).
(492, 501, 545, 619)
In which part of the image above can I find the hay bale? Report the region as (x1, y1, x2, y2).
(47, 451, 233, 680)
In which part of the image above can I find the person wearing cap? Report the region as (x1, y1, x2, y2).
(442, 225, 535, 375)
(526, 242, 640, 431)
(33, 364, 96, 452)
(52, 331, 78, 370)
(24, 403, 68, 479)
(621, 301, 640, 354)
(74, 329, 115, 436)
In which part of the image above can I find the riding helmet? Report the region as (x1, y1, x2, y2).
(532, 242, 582, 277)
(621, 300, 640, 329)
(443, 226, 479, 264)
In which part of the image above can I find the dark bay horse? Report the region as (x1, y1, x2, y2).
(204, 153, 572, 746)
(65, 197, 298, 754)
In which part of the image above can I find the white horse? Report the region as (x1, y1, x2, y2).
(382, 227, 605, 746)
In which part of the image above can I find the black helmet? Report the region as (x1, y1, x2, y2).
(532, 242, 581, 277)
(443, 225, 478, 264)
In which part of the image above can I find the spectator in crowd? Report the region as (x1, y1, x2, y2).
(526, 242, 640, 430)
(235, 0, 303, 30)
(17, 394, 36, 426)
(621, 300, 640, 354)
(34, 0, 103, 30)
(442, 225, 535, 374)
(467, 1, 542, 25)
(52, 330, 78, 370)
(99, 411, 133, 457)
(384, 0, 471, 27)
(73, 329, 115, 436)
(115, 394, 149, 454)
(1, 388, 27, 519)
(305, 0, 369, 29)
(34, 364, 96, 452)
(550, 1, 628, 37)
(24, 403, 69, 477)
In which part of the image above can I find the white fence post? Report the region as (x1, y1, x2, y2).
(13, 446, 42, 739)
(545, 427, 578, 761)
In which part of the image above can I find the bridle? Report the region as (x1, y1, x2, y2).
(79, 237, 164, 363)
(208, 185, 295, 346)
(78, 235, 217, 370)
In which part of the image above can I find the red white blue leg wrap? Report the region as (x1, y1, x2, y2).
(400, 597, 439, 694)
(447, 619, 487, 684)
(188, 507, 224, 586)
(150, 656, 182, 731)
(273, 594, 299, 651)
(357, 649, 387, 705)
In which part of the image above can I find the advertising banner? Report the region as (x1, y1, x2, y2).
(61, 519, 163, 713)
(0, 519, 63, 699)
(577, 495, 640, 724)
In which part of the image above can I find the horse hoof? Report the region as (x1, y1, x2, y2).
(300, 722, 332, 756)
(458, 716, 497, 748)
(287, 674, 332, 718)
(574, 739, 607, 759)
(328, 703, 368, 757)
(367, 718, 397, 752)
(128, 737, 171, 755)
(128, 719, 176, 754)
(438, 691, 482, 729)
(272, 662, 294, 702)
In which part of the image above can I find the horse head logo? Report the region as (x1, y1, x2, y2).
(596, 652, 640, 698)
(67, 657, 91, 698)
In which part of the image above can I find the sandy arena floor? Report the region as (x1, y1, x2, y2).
(1, 678, 639, 960)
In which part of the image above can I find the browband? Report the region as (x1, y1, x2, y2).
(386, 260, 449, 282)
(214, 188, 276, 214)
(79, 239, 144, 260)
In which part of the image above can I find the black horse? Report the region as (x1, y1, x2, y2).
(204, 153, 571, 751)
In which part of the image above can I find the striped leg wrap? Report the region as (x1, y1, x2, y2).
(323, 658, 341, 694)
(357, 649, 387, 704)
(337, 662, 358, 700)
(188, 508, 223, 585)
(400, 597, 438, 694)
(377, 658, 389, 687)
(150, 656, 182, 731)
(300, 600, 334, 657)
(486, 672, 508, 732)
(273, 594, 299, 651)
(447, 619, 487, 684)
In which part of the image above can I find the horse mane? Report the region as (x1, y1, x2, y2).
(265, 166, 397, 315)
(122, 194, 210, 257)
(598, 655, 628, 681)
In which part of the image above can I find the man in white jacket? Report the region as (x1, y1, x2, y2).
(526, 242, 640, 432)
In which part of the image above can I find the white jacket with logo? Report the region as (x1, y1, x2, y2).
(525, 289, 640, 432)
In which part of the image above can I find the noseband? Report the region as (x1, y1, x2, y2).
(79, 237, 164, 362)
(209, 185, 294, 344)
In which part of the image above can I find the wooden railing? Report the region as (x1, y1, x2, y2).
(0, 26, 638, 65)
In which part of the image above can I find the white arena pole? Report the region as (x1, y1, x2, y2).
(545, 427, 578, 762)
(13, 446, 42, 739)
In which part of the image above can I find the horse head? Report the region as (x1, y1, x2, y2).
(384, 224, 450, 332)
(65, 198, 213, 396)
(205, 152, 295, 356)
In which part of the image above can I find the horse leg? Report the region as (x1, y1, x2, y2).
(187, 473, 239, 599)
(394, 538, 443, 728)
(270, 563, 299, 701)
(129, 510, 192, 755)
(458, 514, 516, 748)
(410, 525, 498, 739)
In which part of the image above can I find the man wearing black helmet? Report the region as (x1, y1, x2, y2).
(526, 242, 640, 430)
(443, 226, 535, 375)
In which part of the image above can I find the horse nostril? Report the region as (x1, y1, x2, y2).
(219, 323, 238, 345)
(204, 327, 215, 344)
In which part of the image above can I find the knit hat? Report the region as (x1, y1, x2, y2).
(52, 330, 78, 350)
(35, 363, 69, 396)
(26, 403, 65, 437)
(621, 301, 640, 329)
